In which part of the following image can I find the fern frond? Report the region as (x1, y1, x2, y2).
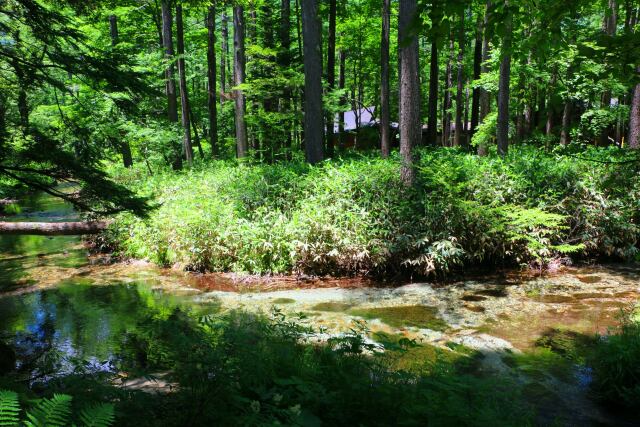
(0, 390, 20, 427)
(24, 394, 72, 427)
(79, 403, 115, 427)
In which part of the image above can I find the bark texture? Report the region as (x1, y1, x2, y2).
(454, 9, 465, 147)
(628, 66, 640, 149)
(496, 2, 512, 156)
(301, 0, 324, 163)
(207, 5, 218, 156)
(398, 0, 420, 185)
(380, 0, 391, 157)
(176, 4, 194, 165)
(0, 221, 108, 236)
(109, 15, 133, 168)
(233, 5, 248, 158)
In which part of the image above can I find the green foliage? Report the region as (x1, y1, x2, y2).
(0, 391, 113, 427)
(24, 394, 73, 427)
(590, 308, 640, 409)
(0, 390, 20, 427)
(109, 146, 639, 277)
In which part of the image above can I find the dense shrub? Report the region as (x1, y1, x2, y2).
(107, 145, 640, 277)
(590, 308, 640, 409)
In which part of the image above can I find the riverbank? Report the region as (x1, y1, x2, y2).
(105, 145, 640, 278)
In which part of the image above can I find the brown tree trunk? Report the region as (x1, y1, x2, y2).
(109, 15, 133, 168)
(324, 0, 336, 158)
(599, 0, 618, 146)
(442, 34, 453, 146)
(380, 0, 391, 157)
(190, 109, 204, 158)
(161, 0, 181, 169)
(233, 5, 248, 158)
(546, 67, 558, 136)
(161, 0, 178, 124)
(629, 66, 640, 149)
(301, 0, 324, 163)
(496, 2, 512, 156)
(427, 38, 439, 146)
(0, 221, 109, 236)
(338, 48, 346, 151)
(176, 4, 194, 165)
(399, 0, 420, 185)
(560, 100, 572, 145)
(280, 0, 293, 159)
(207, 5, 218, 156)
(454, 9, 465, 147)
(477, 1, 491, 155)
(221, 11, 229, 103)
(470, 11, 482, 142)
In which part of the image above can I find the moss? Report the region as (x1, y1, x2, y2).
(502, 348, 574, 382)
(311, 302, 352, 312)
(535, 328, 595, 364)
(271, 298, 296, 304)
(350, 305, 448, 331)
(373, 332, 482, 374)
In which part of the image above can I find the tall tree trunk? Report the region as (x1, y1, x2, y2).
(161, 0, 178, 123)
(161, 0, 181, 169)
(454, 9, 465, 147)
(496, 2, 512, 156)
(338, 48, 346, 150)
(470, 11, 482, 142)
(427, 38, 438, 146)
(233, 5, 248, 158)
(398, 0, 420, 185)
(325, 0, 337, 157)
(546, 66, 558, 136)
(442, 34, 453, 146)
(301, 0, 324, 163)
(109, 14, 133, 168)
(207, 5, 218, 157)
(599, 0, 618, 146)
(477, 1, 491, 155)
(380, 0, 391, 157)
(628, 65, 640, 149)
(560, 100, 572, 145)
(280, 0, 293, 159)
(176, 4, 194, 165)
(221, 11, 229, 102)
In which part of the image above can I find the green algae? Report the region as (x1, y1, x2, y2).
(311, 302, 352, 312)
(350, 305, 448, 331)
(271, 297, 296, 304)
(372, 332, 482, 374)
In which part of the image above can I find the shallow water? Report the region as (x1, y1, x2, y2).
(0, 193, 638, 425)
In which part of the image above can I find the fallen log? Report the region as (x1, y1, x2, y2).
(0, 221, 109, 235)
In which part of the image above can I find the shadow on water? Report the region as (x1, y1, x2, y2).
(0, 279, 538, 427)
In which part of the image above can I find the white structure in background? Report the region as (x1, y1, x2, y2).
(333, 107, 379, 133)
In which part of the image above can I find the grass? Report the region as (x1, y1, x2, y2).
(106, 145, 640, 278)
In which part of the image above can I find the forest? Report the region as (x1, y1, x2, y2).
(0, 0, 639, 425)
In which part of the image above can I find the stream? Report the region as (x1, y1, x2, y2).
(1, 193, 638, 426)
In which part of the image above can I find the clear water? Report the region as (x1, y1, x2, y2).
(0, 192, 638, 425)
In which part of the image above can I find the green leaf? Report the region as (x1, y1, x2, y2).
(0, 390, 20, 427)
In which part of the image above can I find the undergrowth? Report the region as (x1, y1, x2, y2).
(106, 145, 640, 277)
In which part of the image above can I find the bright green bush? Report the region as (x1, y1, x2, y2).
(107, 146, 640, 276)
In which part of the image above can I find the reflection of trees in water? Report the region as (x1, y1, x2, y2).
(0, 282, 194, 383)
